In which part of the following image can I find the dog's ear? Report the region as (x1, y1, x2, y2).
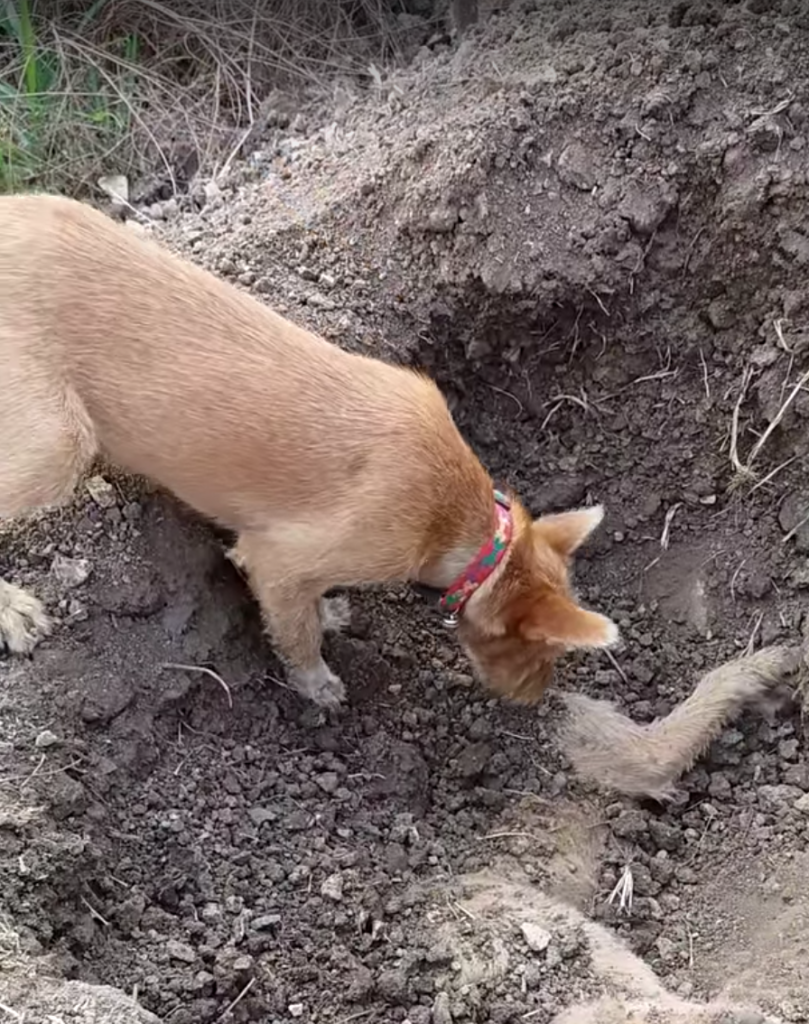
(533, 505, 604, 557)
(517, 591, 618, 648)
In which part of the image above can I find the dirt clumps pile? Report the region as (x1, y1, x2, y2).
(5, 0, 809, 1021)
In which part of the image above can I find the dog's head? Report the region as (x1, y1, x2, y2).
(457, 502, 618, 702)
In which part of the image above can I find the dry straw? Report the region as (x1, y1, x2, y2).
(0, 0, 405, 194)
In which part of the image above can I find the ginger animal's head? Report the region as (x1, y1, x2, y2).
(457, 503, 618, 703)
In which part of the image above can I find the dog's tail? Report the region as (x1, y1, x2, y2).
(559, 644, 805, 801)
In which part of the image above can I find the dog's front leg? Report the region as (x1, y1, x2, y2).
(261, 588, 347, 708)
(230, 533, 347, 708)
(0, 579, 51, 654)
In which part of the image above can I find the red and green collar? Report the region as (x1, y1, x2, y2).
(438, 489, 513, 618)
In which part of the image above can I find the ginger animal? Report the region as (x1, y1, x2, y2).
(0, 194, 617, 707)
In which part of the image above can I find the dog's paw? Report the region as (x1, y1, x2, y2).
(320, 595, 351, 634)
(0, 581, 52, 655)
(289, 661, 346, 708)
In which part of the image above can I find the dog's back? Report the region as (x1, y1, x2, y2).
(0, 194, 464, 532)
(0, 197, 97, 513)
(0, 194, 619, 709)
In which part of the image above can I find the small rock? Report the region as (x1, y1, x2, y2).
(49, 773, 88, 820)
(161, 197, 180, 220)
(252, 913, 281, 931)
(115, 892, 146, 935)
(779, 738, 799, 761)
(749, 344, 780, 369)
(98, 173, 129, 203)
(758, 783, 803, 814)
(191, 970, 215, 994)
(618, 182, 675, 236)
(222, 773, 241, 796)
(640, 492, 662, 518)
(289, 1003, 304, 1018)
(433, 991, 454, 1024)
(794, 793, 809, 815)
(249, 806, 277, 826)
(425, 203, 459, 233)
(377, 968, 409, 1005)
(51, 554, 92, 588)
(286, 809, 311, 831)
(457, 741, 491, 779)
(557, 141, 597, 191)
(315, 772, 340, 794)
(611, 809, 649, 839)
(85, 474, 117, 508)
(80, 678, 134, 724)
(200, 903, 222, 922)
(385, 842, 409, 874)
(709, 772, 732, 799)
(648, 820, 683, 852)
(534, 63, 558, 84)
(320, 872, 344, 901)
(346, 965, 374, 1002)
(706, 298, 735, 330)
(628, 862, 658, 897)
(167, 938, 197, 963)
(656, 936, 678, 962)
(34, 729, 59, 749)
(521, 922, 551, 953)
(558, 926, 586, 959)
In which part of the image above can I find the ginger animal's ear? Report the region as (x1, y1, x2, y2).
(518, 591, 619, 649)
(533, 505, 604, 558)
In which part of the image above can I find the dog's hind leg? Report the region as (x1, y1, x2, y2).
(0, 361, 97, 654)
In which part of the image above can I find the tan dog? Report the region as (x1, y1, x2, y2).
(0, 193, 618, 706)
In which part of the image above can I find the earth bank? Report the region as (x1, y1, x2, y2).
(4, 0, 809, 1021)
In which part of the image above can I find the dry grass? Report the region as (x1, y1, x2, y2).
(727, 320, 809, 491)
(0, 0, 408, 195)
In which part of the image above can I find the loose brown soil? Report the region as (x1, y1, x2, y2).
(4, 1, 809, 1021)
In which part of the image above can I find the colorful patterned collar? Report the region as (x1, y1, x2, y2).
(438, 490, 513, 619)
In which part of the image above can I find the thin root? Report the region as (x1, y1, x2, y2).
(659, 502, 682, 550)
(161, 662, 234, 709)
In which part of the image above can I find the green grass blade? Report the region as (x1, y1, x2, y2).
(12, 0, 40, 96)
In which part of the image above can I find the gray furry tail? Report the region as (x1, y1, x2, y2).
(559, 644, 804, 801)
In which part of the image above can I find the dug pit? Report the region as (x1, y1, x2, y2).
(4, 1, 809, 1021)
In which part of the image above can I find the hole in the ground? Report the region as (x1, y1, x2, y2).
(5, 280, 806, 1022)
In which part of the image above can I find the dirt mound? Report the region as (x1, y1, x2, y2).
(4, 0, 809, 1021)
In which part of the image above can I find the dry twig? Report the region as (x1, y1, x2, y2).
(161, 662, 234, 708)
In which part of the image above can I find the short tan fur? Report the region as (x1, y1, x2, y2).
(0, 194, 618, 706)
